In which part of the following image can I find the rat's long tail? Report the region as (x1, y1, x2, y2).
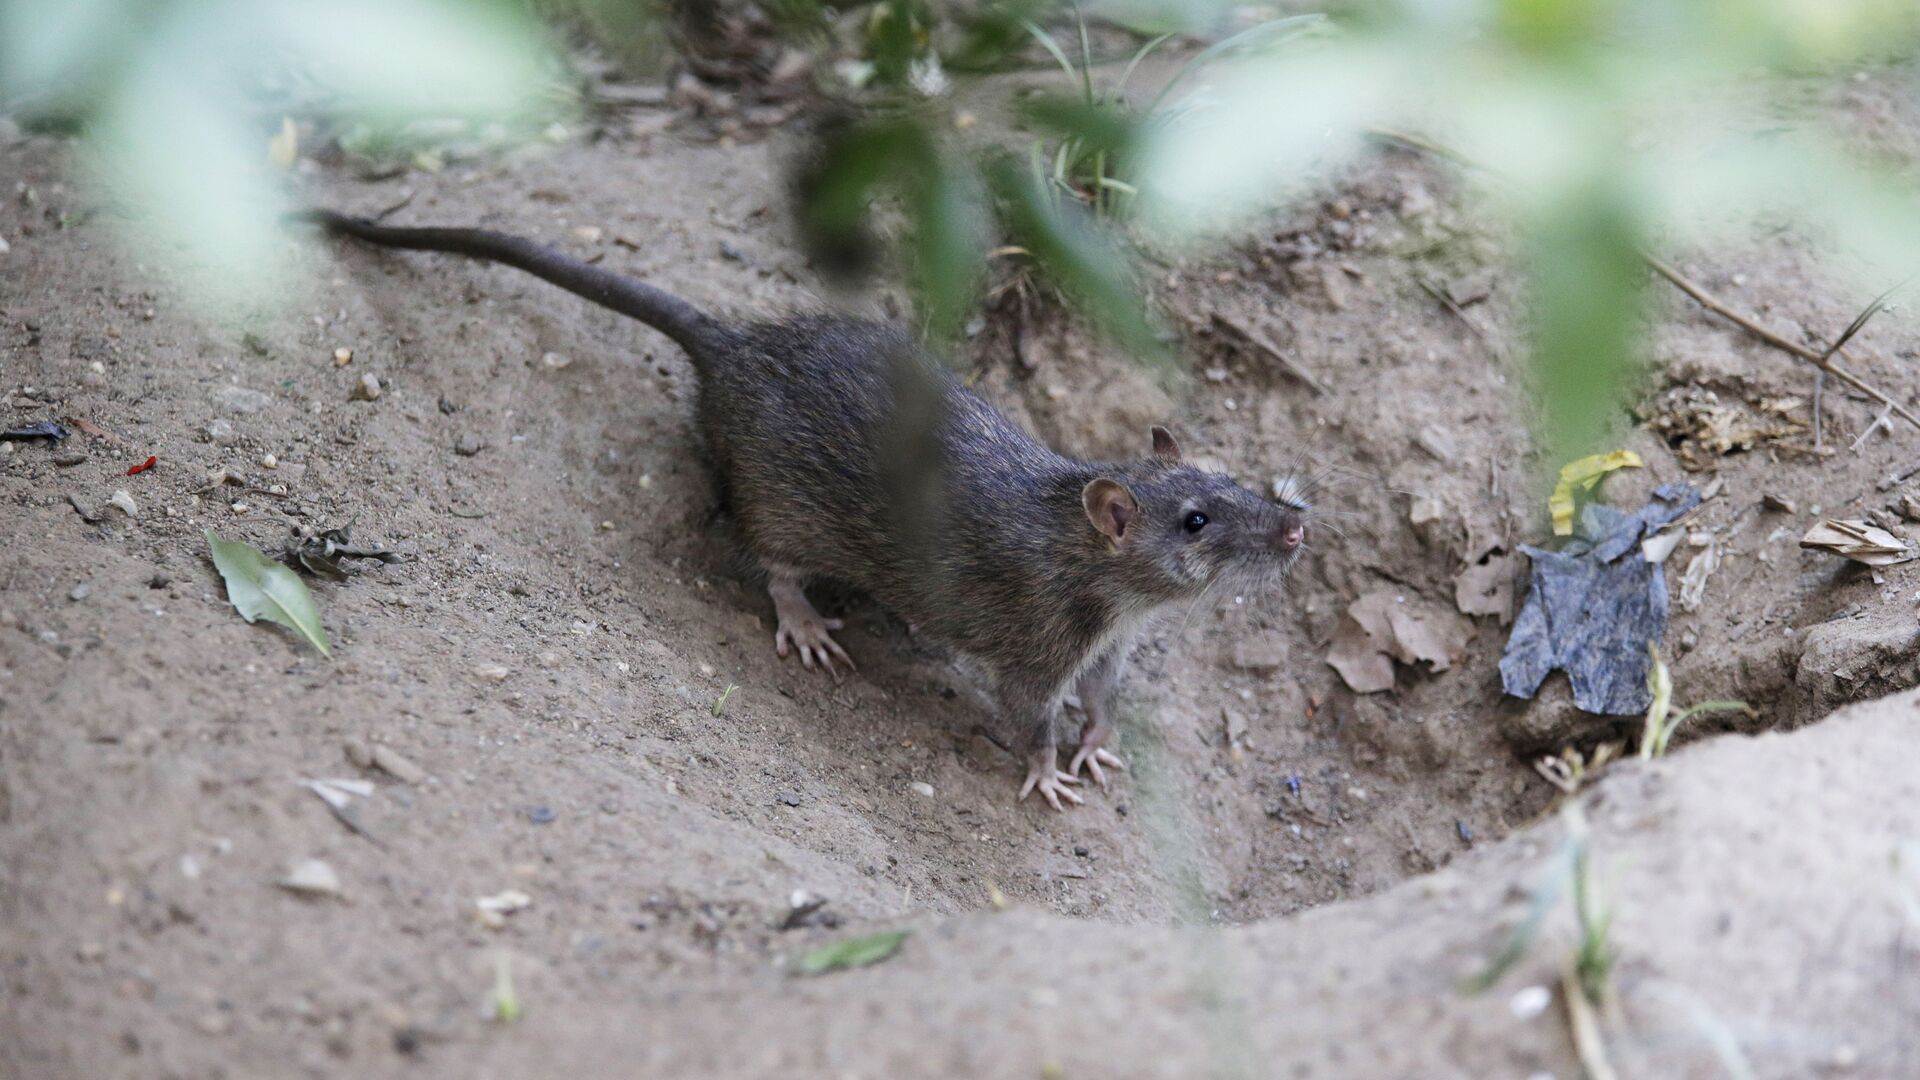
(294, 209, 728, 362)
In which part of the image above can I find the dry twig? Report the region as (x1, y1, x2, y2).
(1208, 312, 1329, 395)
(1643, 255, 1920, 433)
(1416, 276, 1505, 359)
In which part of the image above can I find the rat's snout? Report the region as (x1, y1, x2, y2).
(1274, 521, 1305, 551)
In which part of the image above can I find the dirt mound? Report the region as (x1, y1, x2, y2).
(463, 686, 1920, 1079)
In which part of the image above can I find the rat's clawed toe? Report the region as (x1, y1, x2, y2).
(1068, 745, 1126, 789)
(1019, 751, 1084, 811)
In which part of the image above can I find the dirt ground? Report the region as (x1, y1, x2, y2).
(5, 46, 1920, 1080)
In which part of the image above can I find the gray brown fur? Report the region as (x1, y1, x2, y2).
(304, 211, 1308, 790)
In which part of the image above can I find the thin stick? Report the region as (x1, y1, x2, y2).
(1644, 254, 1920, 432)
(1209, 312, 1329, 396)
(1851, 407, 1893, 452)
(1813, 370, 1826, 454)
(1417, 276, 1504, 359)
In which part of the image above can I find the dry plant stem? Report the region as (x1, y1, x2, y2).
(1562, 964, 1620, 1080)
(1643, 255, 1920, 433)
(1850, 407, 1892, 452)
(1416, 276, 1504, 359)
(1209, 312, 1329, 395)
(1814, 370, 1826, 453)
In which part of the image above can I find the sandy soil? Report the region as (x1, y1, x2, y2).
(5, 50, 1920, 1080)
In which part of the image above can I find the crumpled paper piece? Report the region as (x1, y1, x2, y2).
(1327, 589, 1475, 693)
(1549, 450, 1642, 536)
(1500, 483, 1699, 716)
(1799, 519, 1915, 567)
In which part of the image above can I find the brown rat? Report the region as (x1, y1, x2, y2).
(299, 209, 1310, 809)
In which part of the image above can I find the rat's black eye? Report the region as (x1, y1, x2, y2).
(1183, 511, 1209, 533)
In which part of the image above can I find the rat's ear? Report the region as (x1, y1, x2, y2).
(1150, 425, 1182, 460)
(1082, 478, 1138, 543)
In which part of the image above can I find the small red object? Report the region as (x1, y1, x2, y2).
(127, 455, 156, 475)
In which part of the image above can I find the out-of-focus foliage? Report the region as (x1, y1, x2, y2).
(779, 0, 1920, 459)
(13, 0, 1920, 452)
(0, 0, 556, 314)
(1131, 0, 1920, 459)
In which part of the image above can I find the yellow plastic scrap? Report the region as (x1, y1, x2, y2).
(1549, 450, 1643, 536)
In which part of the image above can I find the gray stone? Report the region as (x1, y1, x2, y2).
(211, 386, 272, 415)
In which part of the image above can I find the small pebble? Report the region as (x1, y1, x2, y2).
(343, 739, 373, 769)
(68, 583, 91, 602)
(350, 373, 382, 401)
(212, 385, 272, 415)
(778, 791, 803, 807)
(204, 419, 237, 445)
(1509, 985, 1552, 1020)
(259, 453, 277, 469)
(278, 858, 342, 898)
(476, 889, 532, 918)
(108, 490, 138, 518)
(52, 450, 86, 466)
(541, 351, 573, 370)
(472, 664, 512, 683)
(370, 744, 426, 784)
(526, 805, 556, 825)
(454, 433, 485, 456)
(333, 347, 353, 366)
(910, 782, 935, 798)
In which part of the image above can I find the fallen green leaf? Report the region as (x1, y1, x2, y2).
(793, 929, 908, 976)
(206, 530, 331, 656)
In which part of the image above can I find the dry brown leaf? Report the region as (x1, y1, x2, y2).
(1454, 548, 1519, 623)
(1327, 615, 1394, 693)
(1799, 519, 1914, 567)
(1326, 589, 1475, 693)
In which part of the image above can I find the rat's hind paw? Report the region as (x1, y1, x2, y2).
(1067, 746, 1126, 790)
(769, 573, 853, 680)
(775, 613, 852, 679)
(1019, 759, 1084, 811)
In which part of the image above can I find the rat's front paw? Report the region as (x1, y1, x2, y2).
(774, 613, 853, 679)
(1019, 753, 1084, 811)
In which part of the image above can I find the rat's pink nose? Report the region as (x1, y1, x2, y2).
(1277, 524, 1304, 550)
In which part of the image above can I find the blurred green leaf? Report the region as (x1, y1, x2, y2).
(1019, 95, 1136, 160)
(257, 0, 549, 121)
(793, 929, 908, 975)
(945, 0, 1060, 72)
(4, 0, 554, 317)
(866, 0, 934, 86)
(0, 0, 130, 111)
(987, 156, 1164, 361)
(91, 36, 290, 314)
(795, 115, 932, 279)
(907, 151, 991, 340)
(1527, 184, 1646, 463)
